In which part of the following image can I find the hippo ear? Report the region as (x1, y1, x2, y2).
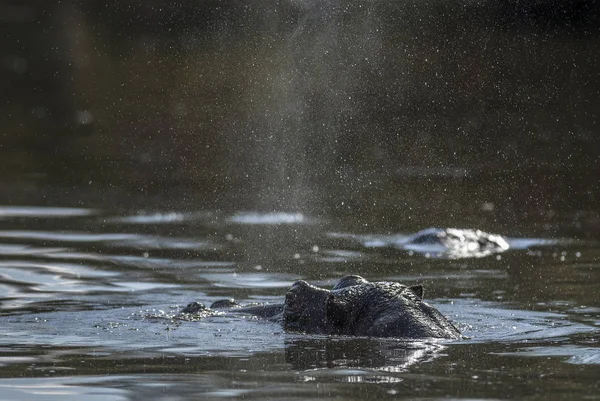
(410, 285, 424, 299)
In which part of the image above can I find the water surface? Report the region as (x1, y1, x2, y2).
(1, 1, 599, 399)
(0, 202, 598, 400)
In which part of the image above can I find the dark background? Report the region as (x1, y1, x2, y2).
(1, 0, 599, 236)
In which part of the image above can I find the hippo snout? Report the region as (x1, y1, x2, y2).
(283, 279, 331, 334)
(285, 280, 315, 309)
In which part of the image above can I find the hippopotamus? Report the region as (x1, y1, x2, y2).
(182, 275, 461, 339)
(400, 228, 510, 258)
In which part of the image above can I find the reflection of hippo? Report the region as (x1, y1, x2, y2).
(182, 275, 461, 339)
(401, 228, 510, 258)
(284, 337, 447, 372)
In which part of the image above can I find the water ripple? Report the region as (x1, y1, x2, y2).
(0, 230, 221, 251)
(106, 211, 214, 224)
(498, 345, 600, 365)
(227, 212, 307, 225)
(0, 206, 95, 218)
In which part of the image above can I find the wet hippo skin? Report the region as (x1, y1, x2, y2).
(183, 275, 461, 339)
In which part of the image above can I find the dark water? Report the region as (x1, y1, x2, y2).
(1, 1, 600, 400)
(0, 202, 598, 400)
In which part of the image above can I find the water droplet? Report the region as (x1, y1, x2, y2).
(481, 202, 495, 211)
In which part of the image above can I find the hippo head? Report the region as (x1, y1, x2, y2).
(282, 276, 425, 335)
(282, 275, 459, 339)
(282, 280, 332, 334)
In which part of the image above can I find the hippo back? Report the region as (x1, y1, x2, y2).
(328, 281, 460, 339)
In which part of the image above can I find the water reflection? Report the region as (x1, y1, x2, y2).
(107, 211, 212, 225)
(499, 345, 600, 365)
(0, 377, 128, 401)
(0, 230, 221, 251)
(227, 212, 308, 225)
(285, 337, 446, 373)
(198, 272, 299, 289)
(0, 206, 94, 218)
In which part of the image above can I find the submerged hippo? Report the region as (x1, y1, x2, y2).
(400, 228, 510, 258)
(182, 275, 461, 340)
